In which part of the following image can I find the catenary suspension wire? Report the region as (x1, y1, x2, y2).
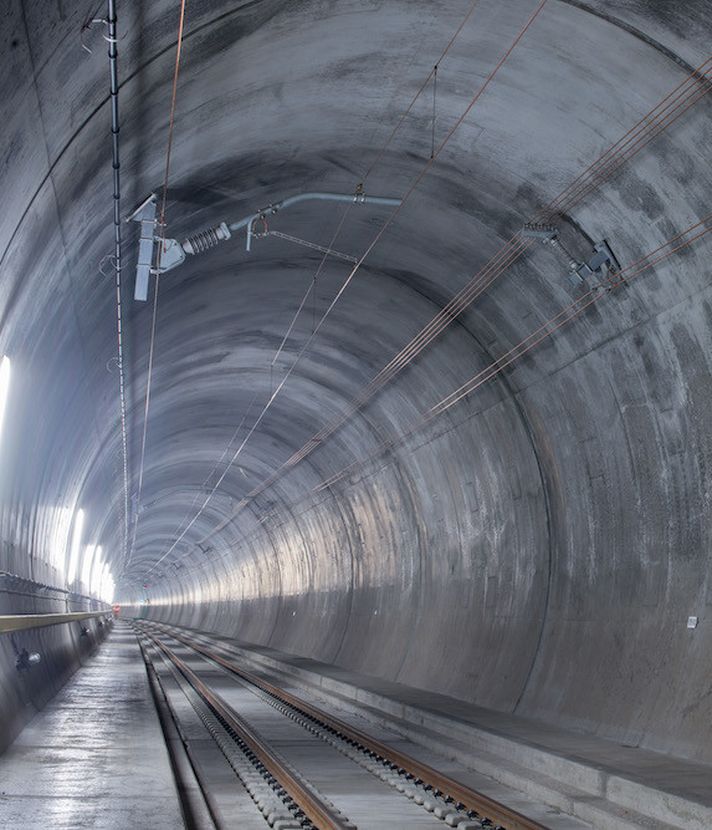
(361, 0, 481, 182)
(163, 391, 260, 557)
(272, 0, 482, 368)
(193, 0, 484, 535)
(273, 58, 712, 468)
(193, 56, 712, 541)
(141, 0, 548, 576)
(125, 0, 188, 573)
(160, 213, 712, 583)
(315, 213, 712, 490)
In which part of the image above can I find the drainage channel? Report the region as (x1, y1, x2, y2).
(135, 620, 550, 830)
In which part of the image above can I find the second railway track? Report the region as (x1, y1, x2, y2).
(134, 620, 550, 830)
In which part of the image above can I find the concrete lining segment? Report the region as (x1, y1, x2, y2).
(1, 0, 712, 792)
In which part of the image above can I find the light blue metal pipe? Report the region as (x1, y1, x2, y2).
(179, 191, 402, 258)
(234, 192, 402, 251)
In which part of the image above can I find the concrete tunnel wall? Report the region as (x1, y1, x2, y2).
(1, 0, 711, 763)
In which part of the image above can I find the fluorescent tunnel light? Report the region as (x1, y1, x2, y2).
(66, 509, 85, 585)
(0, 355, 10, 444)
(81, 544, 98, 591)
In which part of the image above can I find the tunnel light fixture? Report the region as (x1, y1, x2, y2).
(66, 509, 85, 585)
(81, 543, 98, 591)
(90, 548, 104, 597)
(16, 649, 41, 671)
(0, 355, 11, 445)
(92, 557, 115, 604)
(52, 506, 74, 575)
(99, 565, 115, 604)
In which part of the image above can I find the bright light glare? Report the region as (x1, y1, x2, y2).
(66, 509, 85, 585)
(90, 549, 104, 597)
(98, 563, 115, 604)
(0, 355, 10, 445)
(101, 571, 115, 604)
(89, 549, 114, 602)
(52, 507, 73, 574)
(81, 543, 98, 590)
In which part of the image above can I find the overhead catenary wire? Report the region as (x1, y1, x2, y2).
(140, 0, 549, 575)
(139, 0, 489, 578)
(278, 56, 712, 465)
(362, 0, 481, 182)
(125, 0, 188, 574)
(160, 390, 260, 556)
(192, 54, 712, 543)
(272, 0, 483, 368)
(313, 212, 712, 491)
(271, 204, 356, 369)
(160, 213, 712, 585)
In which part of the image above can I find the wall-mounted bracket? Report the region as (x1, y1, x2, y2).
(126, 194, 158, 301)
(146, 190, 402, 277)
(522, 223, 559, 242)
(571, 239, 621, 283)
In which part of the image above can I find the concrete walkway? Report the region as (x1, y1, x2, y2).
(0, 622, 184, 829)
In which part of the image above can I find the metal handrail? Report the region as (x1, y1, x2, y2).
(0, 611, 108, 634)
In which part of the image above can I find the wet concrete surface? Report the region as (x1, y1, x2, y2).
(1, 0, 712, 814)
(0, 623, 184, 829)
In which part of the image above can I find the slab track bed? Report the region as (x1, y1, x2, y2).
(133, 620, 551, 830)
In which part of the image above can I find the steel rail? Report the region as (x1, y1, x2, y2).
(138, 636, 224, 829)
(142, 622, 549, 830)
(142, 629, 353, 830)
(0, 611, 108, 634)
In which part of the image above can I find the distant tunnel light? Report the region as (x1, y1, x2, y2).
(52, 506, 73, 574)
(0, 355, 10, 444)
(66, 509, 85, 585)
(90, 550, 104, 597)
(99, 563, 115, 604)
(81, 543, 98, 591)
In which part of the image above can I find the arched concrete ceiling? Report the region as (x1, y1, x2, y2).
(1, 0, 711, 760)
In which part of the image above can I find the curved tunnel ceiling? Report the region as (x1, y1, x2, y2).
(1, 0, 712, 761)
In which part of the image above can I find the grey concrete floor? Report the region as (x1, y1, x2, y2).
(0, 623, 184, 830)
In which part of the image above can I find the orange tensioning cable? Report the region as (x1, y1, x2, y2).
(126, 0, 188, 572)
(142, 0, 550, 570)
(316, 213, 712, 489)
(150, 41, 711, 570)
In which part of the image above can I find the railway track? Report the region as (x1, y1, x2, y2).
(134, 620, 551, 830)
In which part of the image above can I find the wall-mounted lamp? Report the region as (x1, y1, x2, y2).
(0, 355, 11, 446)
(16, 649, 42, 671)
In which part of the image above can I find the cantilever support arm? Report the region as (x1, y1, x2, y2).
(149, 190, 403, 272)
(232, 191, 402, 251)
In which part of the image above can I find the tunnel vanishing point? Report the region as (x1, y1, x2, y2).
(1, 2, 711, 829)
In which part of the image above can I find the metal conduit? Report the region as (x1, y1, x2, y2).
(107, 0, 130, 563)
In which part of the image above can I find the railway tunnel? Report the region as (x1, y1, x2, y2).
(1, 1, 711, 827)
